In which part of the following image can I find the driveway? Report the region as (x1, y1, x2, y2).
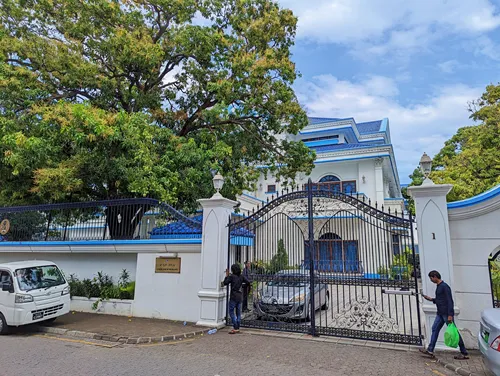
(0, 329, 455, 376)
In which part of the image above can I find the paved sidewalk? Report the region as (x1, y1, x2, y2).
(433, 350, 494, 376)
(35, 312, 209, 344)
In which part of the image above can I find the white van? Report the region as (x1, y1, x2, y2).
(0, 260, 70, 334)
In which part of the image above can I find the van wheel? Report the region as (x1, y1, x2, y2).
(0, 313, 8, 335)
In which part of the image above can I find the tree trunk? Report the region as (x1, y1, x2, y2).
(104, 204, 151, 240)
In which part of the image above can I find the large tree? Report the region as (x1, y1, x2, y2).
(0, 0, 314, 210)
(405, 84, 500, 203)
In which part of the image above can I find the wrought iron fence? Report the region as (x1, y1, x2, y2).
(0, 198, 201, 242)
(489, 250, 500, 308)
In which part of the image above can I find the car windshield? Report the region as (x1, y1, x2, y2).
(15, 265, 65, 292)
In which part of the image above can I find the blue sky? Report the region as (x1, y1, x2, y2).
(279, 0, 500, 183)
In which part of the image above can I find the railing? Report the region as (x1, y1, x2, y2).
(0, 198, 201, 242)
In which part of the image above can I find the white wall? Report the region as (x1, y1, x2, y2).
(448, 195, 500, 348)
(133, 251, 202, 323)
(251, 159, 379, 203)
(0, 252, 137, 282)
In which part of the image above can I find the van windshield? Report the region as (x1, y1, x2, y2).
(15, 265, 65, 291)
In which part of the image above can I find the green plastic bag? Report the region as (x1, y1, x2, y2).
(444, 323, 460, 348)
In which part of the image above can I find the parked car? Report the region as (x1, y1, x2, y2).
(253, 270, 329, 321)
(479, 308, 500, 375)
(0, 260, 70, 334)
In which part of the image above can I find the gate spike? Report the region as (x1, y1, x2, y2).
(267, 196, 269, 203)
(388, 207, 391, 215)
(375, 201, 378, 209)
(252, 207, 255, 214)
(381, 204, 384, 212)
(395, 209, 398, 217)
(368, 199, 371, 206)
(271, 194, 274, 201)
(362, 195, 366, 203)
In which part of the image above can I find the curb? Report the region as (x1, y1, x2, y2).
(435, 357, 484, 376)
(36, 325, 211, 345)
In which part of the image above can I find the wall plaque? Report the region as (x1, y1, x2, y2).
(155, 257, 181, 274)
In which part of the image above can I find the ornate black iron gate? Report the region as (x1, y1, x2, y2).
(227, 180, 422, 345)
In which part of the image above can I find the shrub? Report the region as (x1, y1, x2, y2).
(68, 270, 135, 309)
(269, 239, 289, 274)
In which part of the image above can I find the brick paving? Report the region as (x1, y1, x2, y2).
(434, 350, 494, 376)
(0, 326, 457, 376)
(32, 312, 208, 344)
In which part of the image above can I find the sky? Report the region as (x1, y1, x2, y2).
(278, 0, 500, 183)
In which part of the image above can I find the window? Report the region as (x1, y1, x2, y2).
(392, 235, 401, 256)
(15, 265, 65, 291)
(267, 184, 277, 193)
(0, 270, 12, 291)
(302, 135, 339, 142)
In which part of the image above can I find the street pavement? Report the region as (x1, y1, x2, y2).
(0, 330, 456, 376)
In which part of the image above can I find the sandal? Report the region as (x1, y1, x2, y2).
(454, 354, 469, 360)
(419, 348, 435, 358)
(229, 329, 237, 334)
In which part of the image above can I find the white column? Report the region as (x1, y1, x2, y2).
(196, 195, 237, 328)
(374, 157, 384, 204)
(408, 183, 457, 350)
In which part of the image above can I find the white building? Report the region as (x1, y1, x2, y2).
(238, 117, 405, 214)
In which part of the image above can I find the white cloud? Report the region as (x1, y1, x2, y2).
(280, 0, 500, 59)
(438, 60, 460, 74)
(296, 74, 483, 181)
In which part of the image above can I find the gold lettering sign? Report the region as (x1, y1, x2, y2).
(155, 257, 181, 274)
(0, 219, 10, 236)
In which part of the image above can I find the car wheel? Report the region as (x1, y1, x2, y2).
(0, 313, 8, 335)
(321, 292, 330, 310)
(305, 300, 311, 322)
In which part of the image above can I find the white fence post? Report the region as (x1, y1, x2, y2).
(409, 183, 456, 350)
(196, 195, 237, 328)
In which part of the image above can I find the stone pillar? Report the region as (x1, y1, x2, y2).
(408, 183, 456, 350)
(374, 157, 385, 204)
(196, 194, 237, 328)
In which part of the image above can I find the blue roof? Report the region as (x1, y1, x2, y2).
(308, 117, 342, 125)
(311, 143, 387, 153)
(149, 215, 255, 238)
(357, 120, 382, 134)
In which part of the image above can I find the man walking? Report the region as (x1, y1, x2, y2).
(420, 270, 469, 359)
(242, 261, 252, 312)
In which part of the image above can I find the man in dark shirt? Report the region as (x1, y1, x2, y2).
(242, 261, 252, 312)
(224, 264, 250, 334)
(420, 270, 469, 359)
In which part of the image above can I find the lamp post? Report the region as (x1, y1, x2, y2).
(419, 152, 434, 185)
(212, 173, 225, 198)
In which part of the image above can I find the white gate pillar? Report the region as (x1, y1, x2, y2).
(408, 182, 456, 349)
(196, 193, 237, 328)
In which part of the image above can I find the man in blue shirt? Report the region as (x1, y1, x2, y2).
(420, 270, 469, 359)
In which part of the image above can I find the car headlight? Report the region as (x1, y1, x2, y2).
(61, 286, 70, 296)
(290, 294, 306, 303)
(15, 294, 34, 303)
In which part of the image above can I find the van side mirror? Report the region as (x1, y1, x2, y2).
(2, 282, 14, 293)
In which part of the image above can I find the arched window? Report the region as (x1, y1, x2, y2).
(319, 233, 341, 240)
(319, 175, 340, 183)
(315, 175, 357, 194)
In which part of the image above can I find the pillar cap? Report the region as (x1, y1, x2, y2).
(407, 184, 453, 198)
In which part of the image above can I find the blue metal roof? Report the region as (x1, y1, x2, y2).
(308, 117, 342, 125)
(311, 143, 388, 153)
(149, 215, 255, 238)
(357, 120, 383, 134)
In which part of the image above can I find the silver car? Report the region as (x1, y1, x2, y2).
(253, 271, 329, 321)
(479, 308, 500, 375)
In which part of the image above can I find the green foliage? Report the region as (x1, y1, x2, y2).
(68, 271, 135, 308)
(390, 248, 414, 280)
(490, 260, 500, 301)
(0, 0, 315, 211)
(377, 266, 390, 278)
(269, 239, 289, 273)
(401, 167, 424, 216)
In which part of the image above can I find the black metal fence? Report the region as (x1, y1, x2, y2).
(489, 250, 500, 308)
(228, 179, 422, 345)
(0, 198, 201, 242)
